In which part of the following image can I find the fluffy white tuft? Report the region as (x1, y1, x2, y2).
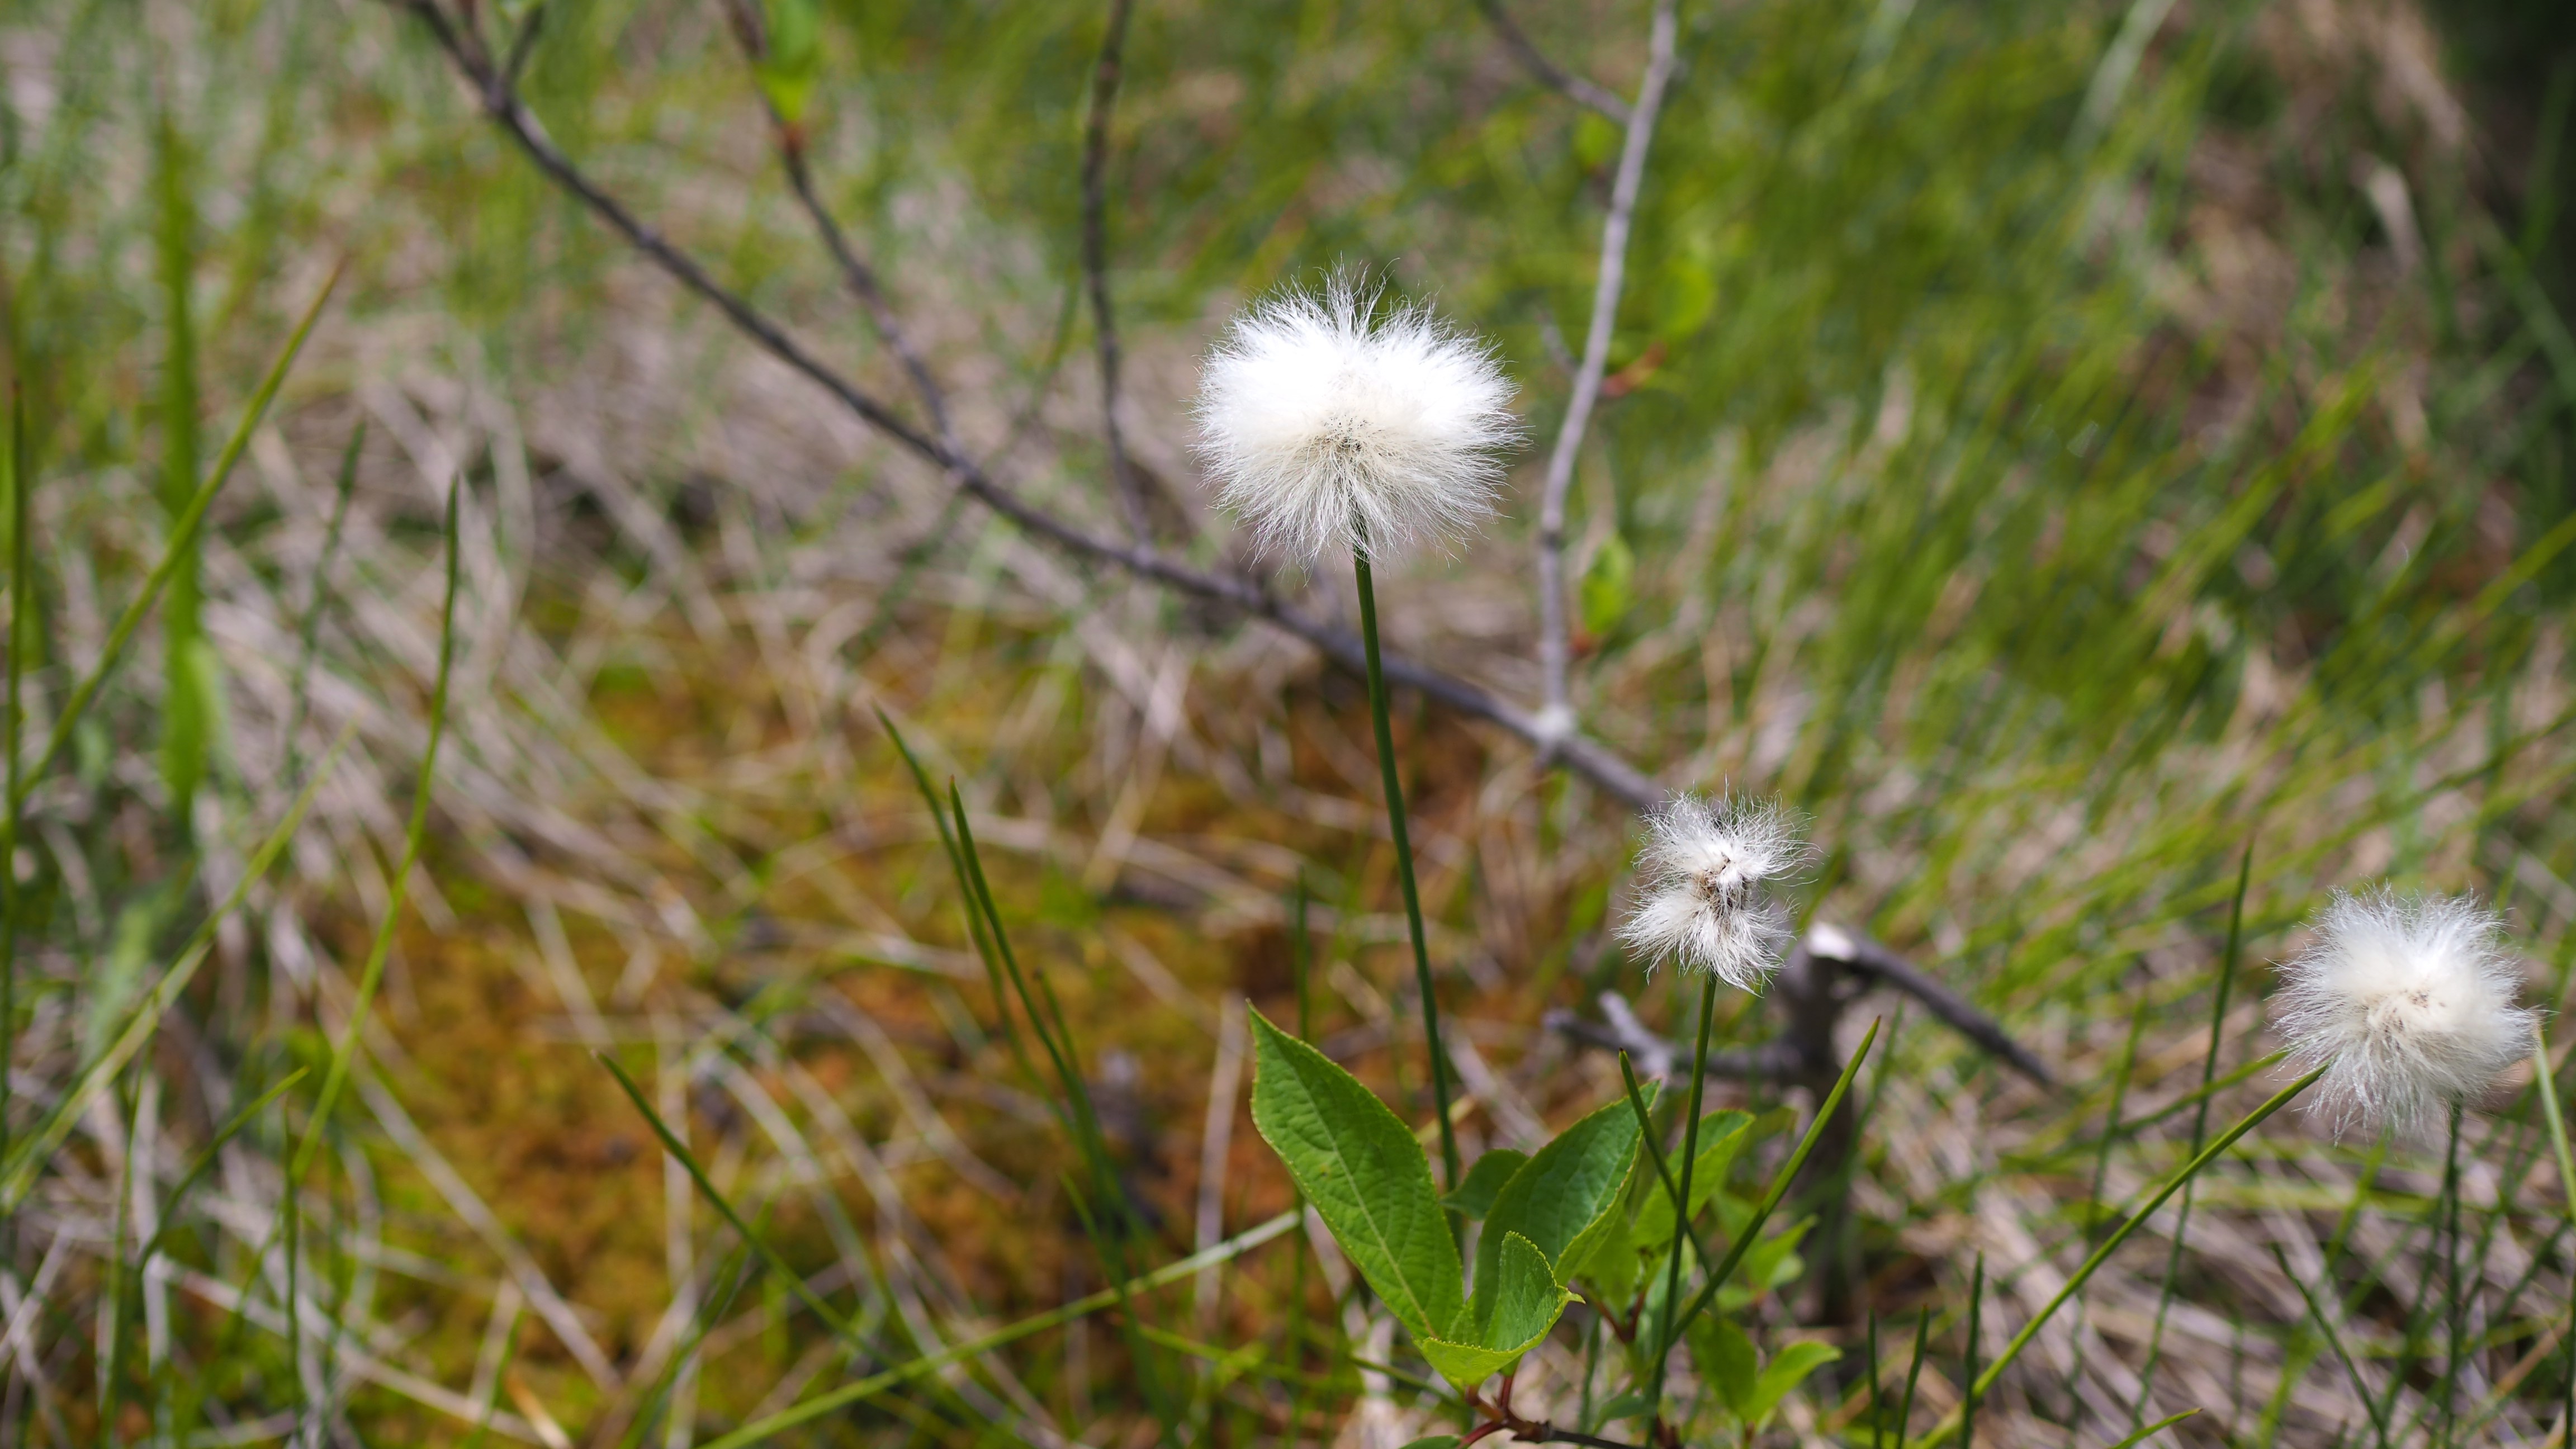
(1195, 277, 1522, 565)
(1617, 794, 1815, 990)
(2273, 888, 2536, 1134)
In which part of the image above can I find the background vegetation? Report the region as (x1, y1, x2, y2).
(7, 0, 2576, 1442)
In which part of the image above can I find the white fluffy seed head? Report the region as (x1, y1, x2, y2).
(1617, 794, 1815, 991)
(2273, 888, 2537, 1135)
(1194, 276, 1522, 566)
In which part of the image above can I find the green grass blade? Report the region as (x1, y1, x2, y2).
(699, 1210, 1299, 1449)
(596, 1050, 865, 1341)
(1909, 1063, 2329, 1449)
(288, 473, 456, 1183)
(2133, 843, 2253, 1422)
(1665, 1015, 1882, 1351)
(18, 262, 339, 814)
(0, 721, 354, 1207)
(0, 386, 26, 1174)
(282, 421, 362, 785)
(2105, 1409, 2200, 1448)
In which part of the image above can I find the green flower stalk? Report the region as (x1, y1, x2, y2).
(1196, 275, 1522, 1188)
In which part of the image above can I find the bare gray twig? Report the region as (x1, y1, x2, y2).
(1473, 0, 1632, 123)
(1081, 0, 1150, 541)
(1535, 0, 1678, 737)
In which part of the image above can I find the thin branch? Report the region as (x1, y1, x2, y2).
(1805, 923, 2054, 1086)
(1081, 0, 1150, 540)
(1549, 920, 2054, 1088)
(1535, 0, 1678, 737)
(389, 0, 1666, 814)
(1473, 0, 1631, 123)
(1546, 995, 1797, 1080)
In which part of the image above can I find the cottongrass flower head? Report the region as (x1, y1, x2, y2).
(1195, 276, 1522, 566)
(2274, 887, 2537, 1134)
(1618, 793, 1815, 991)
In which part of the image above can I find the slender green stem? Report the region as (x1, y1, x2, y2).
(1649, 972, 1721, 1405)
(2441, 1103, 2465, 1448)
(2531, 1034, 2576, 1449)
(702, 1210, 1300, 1449)
(1351, 548, 1459, 1188)
(1, 389, 26, 1177)
(1906, 1062, 2328, 1449)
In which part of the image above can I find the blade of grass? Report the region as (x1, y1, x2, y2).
(944, 780, 1176, 1432)
(0, 387, 27, 1176)
(2534, 1034, 2576, 1449)
(2131, 843, 2252, 1427)
(0, 721, 353, 1206)
(1664, 1015, 1881, 1352)
(17, 262, 339, 814)
(1963, 1253, 1985, 1449)
(2275, 1243, 2392, 1449)
(282, 421, 362, 786)
(462, 1312, 524, 1449)
(1907, 1062, 2329, 1449)
(701, 1210, 1300, 1449)
(2106, 1410, 2200, 1448)
(1898, 1308, 1930, 1443)
(1615, 1049, 1711, 1276)
(100, 1069, 307, 1435)
(153, 102, 210, 821)
(283, 476, 456, 1442)
(597, 1051, 870, 1341)
(877, 709, 1044, 1106)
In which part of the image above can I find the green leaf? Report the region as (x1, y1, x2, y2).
(1742, 1341, 1841, 1428)
(1398, 1439, 1461, 1449)
(1443, 1149, 1527, 1218)
(1579, 531, 1635, 637)
(755, 0, 823, 125)
(1247, 1010, 1461, 1339)
(1632, 1110, 1751, 1247)
(1689, 1315, 1758, 1417)
(1479, 1094, 1644, 1293)
(1420, 1232, 1572, 1389)
(1590, 1391, 1654, 1426)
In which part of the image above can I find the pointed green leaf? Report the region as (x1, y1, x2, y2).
(1247, 1010, 1461, 1339)
(1420, 1232, 1571, 1389)
(755, 0, 823, 124)
(1479, 1095, 1644, 1292)
(1443, 1149, 1526, 1219)
(1579, 530, 1635, 636)
(1742, 1341, 1841, 1428)
(1633, 1110, 1751, 1247)
(1689, 1315, 1758, 1417)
